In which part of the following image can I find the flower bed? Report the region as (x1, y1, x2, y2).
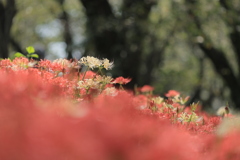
(0, 57, 239, 160)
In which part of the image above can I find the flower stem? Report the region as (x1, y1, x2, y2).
(82, 66, 89, 80)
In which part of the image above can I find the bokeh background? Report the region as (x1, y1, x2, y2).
(1, 0, 240, 112)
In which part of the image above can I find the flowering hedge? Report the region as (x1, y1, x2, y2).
(0, 57, 239, 160)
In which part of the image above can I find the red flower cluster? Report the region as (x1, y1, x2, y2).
(165, 90, 180, 97)
(0, 57, 239, 160)
(139, 85, 154, 93)
(112, 76, 132, 85)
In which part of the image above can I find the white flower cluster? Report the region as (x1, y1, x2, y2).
(78, 79, 99, 89)
(95, 75, 113, 84)
(77, 75, 113, 90)
(178, 112, 200, 123)
(79, 56, 113, 70)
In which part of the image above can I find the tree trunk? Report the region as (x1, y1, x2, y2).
(0, 0, 17, 58)
(199, 44, 240, 108)
(218, 0, 240, 80)
(185, 0, 240, 108)
(56, 0, 74, 59)
(79, 0, 157, 87)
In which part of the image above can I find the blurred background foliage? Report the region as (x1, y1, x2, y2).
(1, 0, 240, 112)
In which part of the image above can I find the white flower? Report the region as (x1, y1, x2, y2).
(78, 56, 114, 70)
(79, 56, 102, 69)
(151, 96, 164, 104)
(95, 75, 113, 84)
(102, 59, 113, 70)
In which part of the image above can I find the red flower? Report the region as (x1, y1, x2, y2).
(0, 59, 12, 67)
(165, 90, 180, 97)
(112, 76, 131, 85)
(133, 95, 148, 109)
(38, 59, 52, 70)
(139, 85, 154, 92)
(81, 71, 96, 79)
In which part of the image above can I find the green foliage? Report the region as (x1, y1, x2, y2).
(29, 54, 39, 58)
(14, 52, 25, 58)
(13, 46, 39, 59)
(26, 46, 35, 54)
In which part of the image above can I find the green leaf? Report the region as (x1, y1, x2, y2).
(29, 54, 39, 58)
(14, 52, 26, 58)
(26, 46, 35, 54)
